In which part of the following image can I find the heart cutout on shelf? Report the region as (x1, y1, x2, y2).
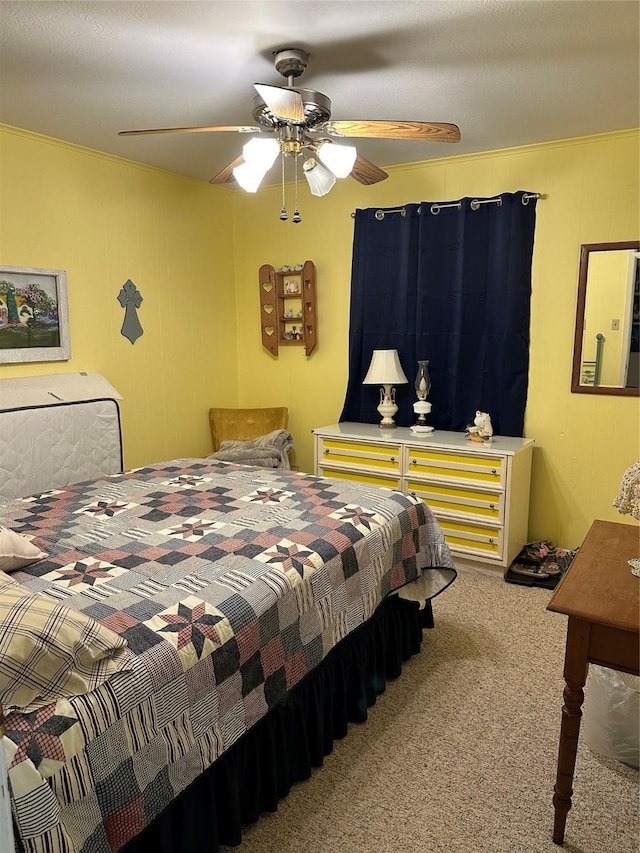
(264, 326, 275, 336)
(263, 304, 274, 314)
(262, 282, 273, 293)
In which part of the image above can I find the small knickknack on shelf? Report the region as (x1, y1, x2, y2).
(259, 260, 317, 356)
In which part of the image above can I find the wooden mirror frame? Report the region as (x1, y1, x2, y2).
(571, 240, 640, 396)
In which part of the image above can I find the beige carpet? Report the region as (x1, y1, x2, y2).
(219, 567, 639, 853)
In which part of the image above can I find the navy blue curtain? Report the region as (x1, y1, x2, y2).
(339, 192, 538, 437)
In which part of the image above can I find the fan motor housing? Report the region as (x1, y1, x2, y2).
(252, 89, 332, 130)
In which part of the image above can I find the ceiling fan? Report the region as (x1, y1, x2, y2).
(119, 48, 460, 218)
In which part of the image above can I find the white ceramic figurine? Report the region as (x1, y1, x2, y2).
(465, 410, 493, 442)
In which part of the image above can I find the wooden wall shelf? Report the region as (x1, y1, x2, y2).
(259, 260, 317, 356)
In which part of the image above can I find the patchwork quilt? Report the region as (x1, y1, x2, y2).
(1, 459, 453, 853)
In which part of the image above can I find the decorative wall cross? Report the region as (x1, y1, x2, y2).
(117, 279, 143, 344)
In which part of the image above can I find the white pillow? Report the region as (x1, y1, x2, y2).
(0, 526, 47, 572)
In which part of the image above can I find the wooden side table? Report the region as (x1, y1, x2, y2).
(547, 519, 640, 845)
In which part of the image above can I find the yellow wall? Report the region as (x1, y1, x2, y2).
(1, 125, 638, 549)
(0, 125, 239, 466)
(231, 130, 640, 548)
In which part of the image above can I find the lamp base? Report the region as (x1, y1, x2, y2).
(410, 424, 434, 434)
(377, 384, 398, 428)
(412, 399, 433, 433)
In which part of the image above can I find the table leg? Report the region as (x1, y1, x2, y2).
(552, 617, 590, 845)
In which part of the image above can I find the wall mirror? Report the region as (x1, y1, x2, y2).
(571, 241, 640, 396)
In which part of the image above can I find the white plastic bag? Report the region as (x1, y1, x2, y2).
(583, 665, 640, 767)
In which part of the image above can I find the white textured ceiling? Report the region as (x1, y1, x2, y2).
(0, 1, 638, 185)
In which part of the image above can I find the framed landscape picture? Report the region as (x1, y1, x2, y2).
(0, 265, 70, 363)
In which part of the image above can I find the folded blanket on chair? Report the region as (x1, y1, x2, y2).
(208, 429, 294, 469)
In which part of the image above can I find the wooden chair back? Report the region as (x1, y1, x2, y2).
(208, 407, 289, 452)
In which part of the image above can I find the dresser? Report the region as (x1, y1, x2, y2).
(313, 423, 534, 573)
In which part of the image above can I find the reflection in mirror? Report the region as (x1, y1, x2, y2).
(571, 241, 640, 396)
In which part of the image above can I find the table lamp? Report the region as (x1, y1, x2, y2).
(363, 349, 408, 428)
(410, 359, 434, 434)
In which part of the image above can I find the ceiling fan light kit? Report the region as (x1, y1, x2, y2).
(232, 137, 280, 192)
(119, 47, 460, 222)
(302, 158, 336, 197)
(232, 160, 268, 193)
(317, 141, 358, 178)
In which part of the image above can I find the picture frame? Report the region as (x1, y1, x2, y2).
(0, 265, 70, 363)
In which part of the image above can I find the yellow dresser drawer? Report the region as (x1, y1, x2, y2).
(406, 479, 504, 524)
(318, 437, 401, 475)
(406, 446, 504, 488)
(436, 516, 503, 559)
(317, 466, 402, 490)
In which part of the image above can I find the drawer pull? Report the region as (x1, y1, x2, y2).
(410, 491, 416, 497)
(491, 468, 497, 475)
(411, 459, 417, 465)
(488, 538, 494, 544)
(390, 456, 395, 462)
(324, 448, 330, 454)
(489, 504, 495, 509)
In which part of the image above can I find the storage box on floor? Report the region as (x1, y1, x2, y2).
(583, 666, 640, 768)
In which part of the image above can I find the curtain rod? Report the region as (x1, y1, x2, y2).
(350, 192, 545, 218)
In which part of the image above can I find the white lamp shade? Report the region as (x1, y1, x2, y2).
(233, 137, 280, 192)
(242, 137, 280, 167)
(233, 160, 271, 192)
(318, 141, 358, 178)
(363, 350, 408, 385)
(303, 158, 336, 197)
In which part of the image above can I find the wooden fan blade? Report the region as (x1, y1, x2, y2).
(209, 156, 245, 185)
(254, 84, 305, 123)
(351, 155, 388, 185)
(118, 125, 260, 137)
(323, 120, 461, 142)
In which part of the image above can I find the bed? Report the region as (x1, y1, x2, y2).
(1, 455, 455, 853)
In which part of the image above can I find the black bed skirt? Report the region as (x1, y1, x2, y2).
(121, 595, 427, 853)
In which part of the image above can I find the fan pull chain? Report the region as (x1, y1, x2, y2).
(279, 154, 288, 221)
(292, 153, 301, 223)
